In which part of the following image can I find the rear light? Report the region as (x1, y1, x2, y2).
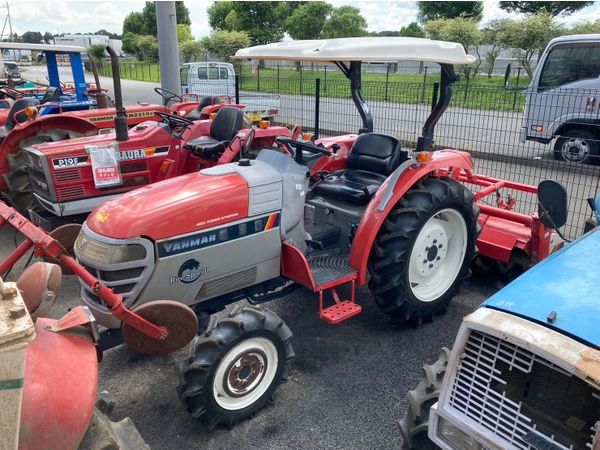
(531, 125, 543, 132)
(259, 121, 270, 129)
(268, 109, 278, 115)
(159, 160, 171, 175)
(25, 107, 37, 118)
(209, 113, 215, 120)
(416, 151, 431, 163)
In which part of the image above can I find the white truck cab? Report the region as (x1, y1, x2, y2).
(519, 34, 600, 164)
(180, 61, 280, 122)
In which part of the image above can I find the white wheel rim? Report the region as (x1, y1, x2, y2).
(562, 137, 589, 163)
(213, 336, 279, 410)
(408, 208, 468, 302)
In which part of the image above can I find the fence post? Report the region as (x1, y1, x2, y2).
(277, 65, 280, 94)
(512, 67, 523, 111)
(385, 64, 390, 101)
(315, 78, 320, 140)
(421, 67, 428, 104)
(135, 64, 137, 79)
(324, 66, 327, 94)
(431, 82, 439, 111)
(300, 64, 303, 95)
(235, 74, 240, 105)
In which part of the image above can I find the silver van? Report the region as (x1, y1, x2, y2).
(1, 60, 21, 85)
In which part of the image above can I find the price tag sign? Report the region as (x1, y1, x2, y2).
(85, 142, 122, 188)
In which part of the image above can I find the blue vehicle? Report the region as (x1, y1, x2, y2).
(0, 42, 112, 113)
(400, 203, 600, 450)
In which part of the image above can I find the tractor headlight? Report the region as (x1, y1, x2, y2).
(438, 418, 483, 450)
(25, 151, 42, 170)
(75, 232, 146, 264)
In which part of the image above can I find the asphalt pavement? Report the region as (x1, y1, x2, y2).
(1, 223, 500, 449)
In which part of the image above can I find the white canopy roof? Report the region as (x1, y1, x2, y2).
(0, 42, 87, 53)
(233, 37, 476, 65)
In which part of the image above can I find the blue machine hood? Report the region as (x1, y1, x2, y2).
(482, 227, 600, 349)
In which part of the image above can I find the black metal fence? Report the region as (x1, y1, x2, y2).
(237, 74, 600, 240)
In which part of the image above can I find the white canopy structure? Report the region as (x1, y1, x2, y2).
(233, 37, 475, 65)
(0, 42, 87, 54)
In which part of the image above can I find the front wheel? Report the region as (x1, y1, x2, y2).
(368, 177, 480, 324)
(398, 347, 449, 449)
(177, 305, 294, 429)
(554, 128, 599, 165)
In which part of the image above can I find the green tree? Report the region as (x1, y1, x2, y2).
(177, 24, 193, 43)
(399, 22, 425, 38)
(206, 2, 303, 45)
(179, 40, 203, 62)
(369, 30, 399, 37)
(567, 19, 600, 34)
(480, 19, 509, 78)
(323, 6, 368, 38)
(21, 31, 43, 44)
(93, 29, 121, 39)
(497, 12, 564, 77)
(122, 32, 141, 58)
(200, 30, 251, 65)
(123, 11, 144, 35)
(285, 2, 332, 40)
(42, 32, 53, 43)
(417, 2, 484, 24)
(141, 1, 191, 37)
(87, 43, 108, 61)
(425, 16, 483, 79)
(137, 35, 159, 62)
(499, 1, 594, 17)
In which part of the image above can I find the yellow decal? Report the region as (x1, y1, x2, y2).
(88, 111, 156, 123)
(95, 210, 110, 222)
(144, 147, 156, 157)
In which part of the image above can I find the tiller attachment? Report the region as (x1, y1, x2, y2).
(0, 201, 197, 355)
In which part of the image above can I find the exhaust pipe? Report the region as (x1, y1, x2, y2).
(87, 54, 108, 109)
(106, 46, 128, 142)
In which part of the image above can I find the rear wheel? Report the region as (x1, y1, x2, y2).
(177, 305, 294, 429)
(554, 128, 599, 165)
(368, 177, 480, 324)
(1, 148, 41, 214)
(398, 347, 449, 450)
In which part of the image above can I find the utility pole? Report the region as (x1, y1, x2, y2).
(156, 1, 181, 98)
(0, 2, 13, 43)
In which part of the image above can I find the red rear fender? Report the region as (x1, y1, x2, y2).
(349, 150, 475, 284)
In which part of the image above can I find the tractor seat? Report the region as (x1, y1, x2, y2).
(315, 132, 404, 204)
(0, 97, 40, 140)
(41, 86, 60, 104)
(185, 96, 216, 121)
(184, 106, 244, 157)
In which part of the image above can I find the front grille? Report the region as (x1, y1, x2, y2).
(55, 168, 81, 182)
(75, 225, 155, 310)
(448, 331, 600, 450)
(58, 185, 85, 199)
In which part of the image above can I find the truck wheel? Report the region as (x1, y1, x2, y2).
(1, 148, 41, 214)
(177, 305, 294, 429)
(398, 347, 449, 450)
(554, 129, 599, 165)
(368, 177, 480, 324)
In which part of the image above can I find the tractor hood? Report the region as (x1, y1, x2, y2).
(482, 227, 600, 349)
(87, 171, 249, 240)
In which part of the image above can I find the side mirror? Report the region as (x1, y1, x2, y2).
(538, 179, 568, 229)
(504, 64, 512, 89)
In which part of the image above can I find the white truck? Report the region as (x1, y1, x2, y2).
(518, 34, 600, 165)
(180, 61, 281, 122)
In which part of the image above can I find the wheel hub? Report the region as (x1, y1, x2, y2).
(563, 138, 589, 163)
(414, 225, 448, 278)
(224, 349, 266, 397)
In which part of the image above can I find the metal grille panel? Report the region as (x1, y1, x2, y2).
(195, 267, 257, 301)
(448, 330, 599, 450)
(54, 168, 81, 182)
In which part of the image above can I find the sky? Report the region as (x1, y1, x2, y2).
(3, 1, 600, 40)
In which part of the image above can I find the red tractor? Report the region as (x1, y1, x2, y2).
(60, 37, 568, 429)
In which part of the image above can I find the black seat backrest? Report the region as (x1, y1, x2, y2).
(209, 106, 244, 142)
(347, 132, 402, 176)
(5, 97, 40, 129)
(41, 86, 60, 104)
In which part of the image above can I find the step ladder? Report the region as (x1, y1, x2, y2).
(281, 243, 362, 324)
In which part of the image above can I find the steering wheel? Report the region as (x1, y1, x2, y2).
(243, 128, 256, 155)
(0, 86, 22, 100)
(154, 111, 194, 131)
(276, 137, 332, 165)
(154, 87, 183, 106)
